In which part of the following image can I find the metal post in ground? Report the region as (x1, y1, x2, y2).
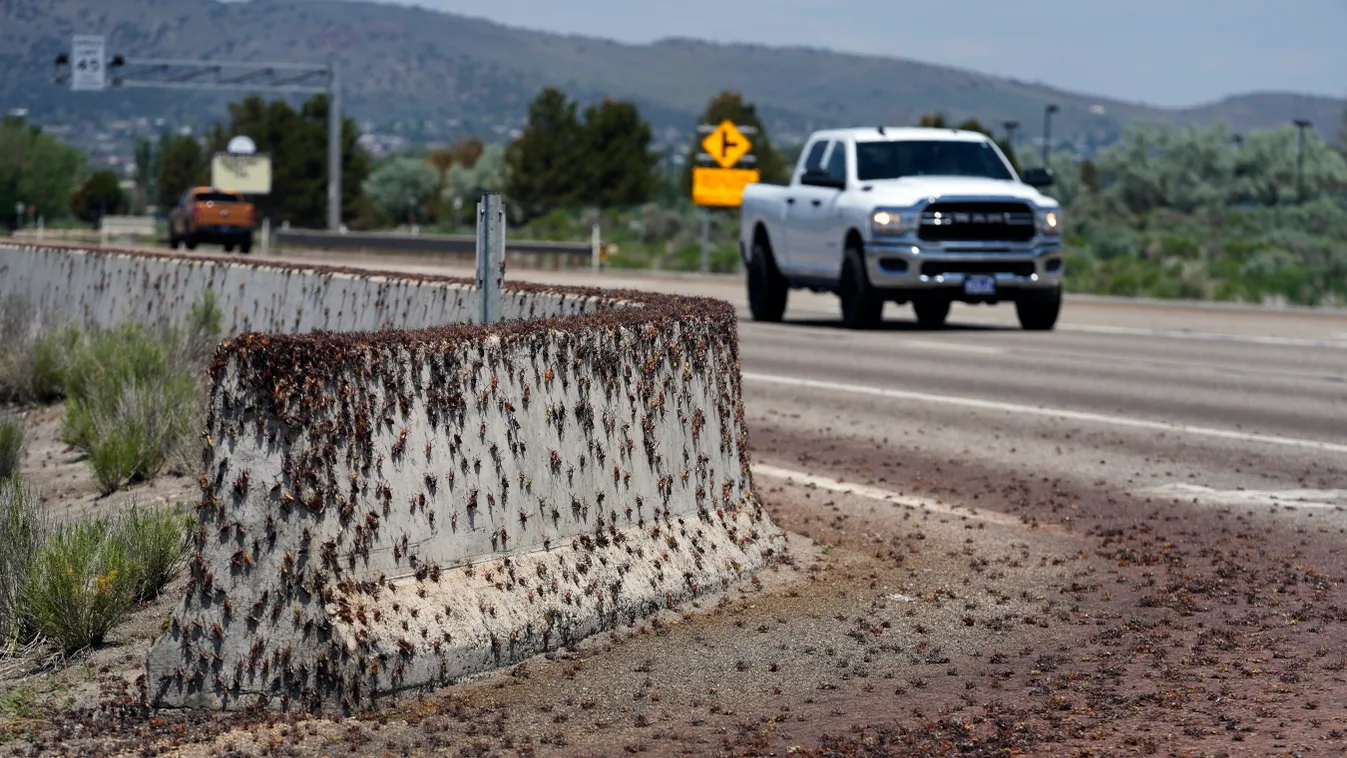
(260, 217, 271, 256)
(476, 192, 505, 325)
(699, 208, 710, 274)
(591, 223, 600, 273)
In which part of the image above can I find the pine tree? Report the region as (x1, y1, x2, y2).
(579, 99, 658, 209)
(69, 170, 128, 227)
(204, 94, 369, 227)
(505, 87, 585, 220)
(157, 134, 206, 210)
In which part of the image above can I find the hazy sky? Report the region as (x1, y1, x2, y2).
(371, 0, 1345, 107)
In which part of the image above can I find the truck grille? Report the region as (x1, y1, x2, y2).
(917, 202, 1036, 243)
(921, 260, 1036, 278)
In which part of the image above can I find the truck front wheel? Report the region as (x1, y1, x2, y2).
(1016, 288, 1062, 331)
(747, 239, 788, 323)
(839, 246, 882, 330)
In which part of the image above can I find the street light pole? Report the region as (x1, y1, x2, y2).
(1002, 120, 1020, 150)
(1293, 119, 1312, 204)
(1042, 104, 1059, 165)
(327, 59, 342, 231)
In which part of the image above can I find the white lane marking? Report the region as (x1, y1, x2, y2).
(955, 319, 1347, 350)
(897, 340, 1006, 355)
(1141, 483, 1347, 510)
(752, 463, 1029, 528)
(741, 372, 1347, 455)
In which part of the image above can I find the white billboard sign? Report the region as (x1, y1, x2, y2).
(70, 35, 107, 92)
(211, 152, 273, 195)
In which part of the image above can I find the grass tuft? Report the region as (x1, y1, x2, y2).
(0, 416, 24, 480)
(0, 478, 47, 645)
(114, 502, 192, 603)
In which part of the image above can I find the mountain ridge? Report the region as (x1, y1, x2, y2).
(3, 0, 1342, 147)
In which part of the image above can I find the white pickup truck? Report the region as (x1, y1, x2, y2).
(739, 126, 1065, 330)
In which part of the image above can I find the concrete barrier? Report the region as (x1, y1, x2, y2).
(0, 242, 784, 713)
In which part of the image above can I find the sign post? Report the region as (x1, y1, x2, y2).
(476, 192, 505, 325)
(70, 35, 106, 92)
(691, 120, 760, 273)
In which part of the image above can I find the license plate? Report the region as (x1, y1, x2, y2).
(964, 275, 996, 296)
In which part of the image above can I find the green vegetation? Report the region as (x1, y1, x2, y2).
(0, 476, 190, 653)
(0, 290, 221, 493)
(19, 500, 190, 653)
(0, 116, 87, 232)
(1008, 121, 1347, 305)
(0, 417, 23, 480)
(68, 170, 129, 227)
(0, 477, 45, 645)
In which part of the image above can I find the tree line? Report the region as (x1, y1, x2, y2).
(3, 93, 1346, 233)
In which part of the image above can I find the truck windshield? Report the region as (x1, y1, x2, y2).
(855, 141, 1014, 182)
(196, 191, 244, 203)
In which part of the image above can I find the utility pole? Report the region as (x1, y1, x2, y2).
(1293, 119, 1312, 204)
(54, 45, 346, 231)
(327, 59, 342, 231)
(1042, 104, 1059, 165)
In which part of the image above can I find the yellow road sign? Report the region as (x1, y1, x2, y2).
(701, 120, 752, 169)
(692, 167, 760, 207)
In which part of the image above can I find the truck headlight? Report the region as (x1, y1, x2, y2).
(870, 209, 908, 236)
(1039, 210, 1061, 236)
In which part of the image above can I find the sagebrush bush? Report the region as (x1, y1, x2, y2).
(0, 416, 24, 480)
(21, 517, 139, 653)
(70, 377, 198, 494)
(113, 503, 192, 602)
(0, 477, 46, 644)
(19, 501, 191, 652)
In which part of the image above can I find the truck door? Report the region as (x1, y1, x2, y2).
(798, 139, 850, 277)
(778, 138, 831, 275)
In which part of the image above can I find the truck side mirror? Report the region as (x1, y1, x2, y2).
(1021, 167, 1055, 188)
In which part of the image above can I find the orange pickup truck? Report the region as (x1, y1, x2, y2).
(168, 187, 255, 253)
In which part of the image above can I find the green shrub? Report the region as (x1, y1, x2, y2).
(70, 377, 198, 494)
(20, 517, 139, 652)
(0, 477, 46, 644)
(113, 503, 192, 602)
(0, 416, 24, 480)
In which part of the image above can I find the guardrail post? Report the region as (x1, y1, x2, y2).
(699, 208, 710, 274)
(260, 217, 271, 256)
(476, 192, 505, 324)
(590, 223, 600, 273)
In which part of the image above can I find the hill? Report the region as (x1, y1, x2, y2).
(3, 0, 1343, 147)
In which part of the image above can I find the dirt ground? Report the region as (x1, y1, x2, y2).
(2, 410, 1346, 757)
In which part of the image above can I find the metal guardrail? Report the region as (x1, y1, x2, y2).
(275, 228, 591, 258)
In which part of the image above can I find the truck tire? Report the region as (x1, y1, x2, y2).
(239, 236, 253, 255)
(1016, 288, 1062, 331)
(184, 235, 198, 251)
(839, 245, 882, 330)
(747, 238, 788, 323)
(912, 298, 950, 329)
(223, 244, 235, 253)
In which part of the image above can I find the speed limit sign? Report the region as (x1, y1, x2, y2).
(70, 35, 107, 91)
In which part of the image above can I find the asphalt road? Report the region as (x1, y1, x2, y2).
(265, 249, 1347, 517)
